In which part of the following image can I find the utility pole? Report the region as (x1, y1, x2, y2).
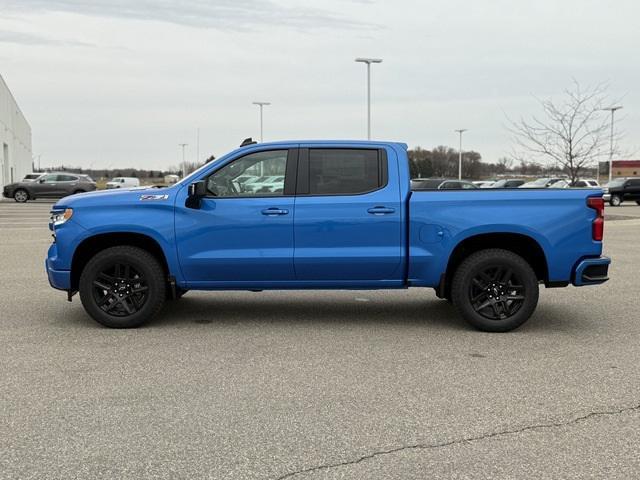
(355, 58, 383, 140)
(601, 106, 623, 183)
(178, 143, 188, 178)
(252, 101, 271, 142)
(454, 129, 467, 180)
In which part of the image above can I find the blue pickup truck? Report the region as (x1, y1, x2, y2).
(46, 140, 610, 332)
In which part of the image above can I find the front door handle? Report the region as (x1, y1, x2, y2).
(367, 206, 395, 215)
(261, 207, 289, 216)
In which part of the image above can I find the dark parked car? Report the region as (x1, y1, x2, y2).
(603, 178, 640, 206)
(491, 179, 526, 188)
(3, 173, 97, 203)
(410, 178, 478, 190)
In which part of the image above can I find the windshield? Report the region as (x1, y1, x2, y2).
(177, 152, 231, 186)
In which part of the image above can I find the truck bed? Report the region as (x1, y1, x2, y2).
(408, 188, 603, 286)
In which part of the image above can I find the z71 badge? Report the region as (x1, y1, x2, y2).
(139, 194, 169, 201)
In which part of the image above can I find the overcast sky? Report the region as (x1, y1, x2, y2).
(1, 0, 638, 170)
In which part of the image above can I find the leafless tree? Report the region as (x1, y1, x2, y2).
(509, 81, 621, 182)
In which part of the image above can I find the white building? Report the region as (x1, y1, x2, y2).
(0, 74, 32, 187)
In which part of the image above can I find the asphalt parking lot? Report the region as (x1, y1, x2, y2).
(1, 199, 639, 479)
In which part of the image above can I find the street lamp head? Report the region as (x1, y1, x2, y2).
(454, 129, 468, 134)
(602, 105, 623, 112)
(355, 58, 383, 64)
(252, 101, 271, 106)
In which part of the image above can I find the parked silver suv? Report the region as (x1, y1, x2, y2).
(2, 173, 97, 203)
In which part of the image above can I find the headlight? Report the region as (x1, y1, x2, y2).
(51, 208, 73, 226)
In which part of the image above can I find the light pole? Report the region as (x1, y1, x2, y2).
(178, 143, 188, 178)
(454, 129, 467, 180)
(355, 57, 383, 140)
(601, 106, 623, 183)
(252, 101, 271, 142)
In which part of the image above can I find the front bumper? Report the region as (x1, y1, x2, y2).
(572, 256, 610, 286)
(603, 193, 611, 201)
(46, 243, 71, 290)
(46, 260, 71, 290)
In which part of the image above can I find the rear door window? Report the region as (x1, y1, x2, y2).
(306, 149, 383, 195)
(56, 175, 77, 182)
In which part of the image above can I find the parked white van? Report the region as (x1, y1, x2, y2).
(105, 177, 141, 189)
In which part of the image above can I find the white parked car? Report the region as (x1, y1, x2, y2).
(22, 173, 43, 182)
(473, 180, 495, 188)
(244, 175, 285, 193)
(572, 178, 600, 188)
(106, 177, 141, 189)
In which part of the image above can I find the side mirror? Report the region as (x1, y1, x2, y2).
(186, 180, 207, 209)
(39, 178, 45, 184)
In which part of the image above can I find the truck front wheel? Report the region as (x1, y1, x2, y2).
(79, 246, 166, 328)
(451, 249, 539, 332)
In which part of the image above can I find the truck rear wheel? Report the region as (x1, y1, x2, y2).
(79, 246, 165, 328)
(451, 249, 539, 332)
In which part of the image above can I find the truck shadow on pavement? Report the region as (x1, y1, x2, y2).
(139, 293, 592, 334)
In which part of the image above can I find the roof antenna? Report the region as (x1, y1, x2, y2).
(240, 137, 257, 147)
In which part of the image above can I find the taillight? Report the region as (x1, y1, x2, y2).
(587, 197, 604, 241)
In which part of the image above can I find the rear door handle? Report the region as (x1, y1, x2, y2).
(367, 206, 395, 215)
(261, 207, 289, 216)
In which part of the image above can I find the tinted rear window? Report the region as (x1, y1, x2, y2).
(308, 149, 381, 195)
(56, 175, 77, 181)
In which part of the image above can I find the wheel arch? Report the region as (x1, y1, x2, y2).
(441, 232, 549, 299)
(70, 232, 170, 291)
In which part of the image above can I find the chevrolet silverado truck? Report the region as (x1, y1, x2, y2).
(46, 140, 610, 332)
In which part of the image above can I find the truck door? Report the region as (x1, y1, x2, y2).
(293, 147, 403, 282)
(175, 148, 297, 285)
(627, 179, 640, 201)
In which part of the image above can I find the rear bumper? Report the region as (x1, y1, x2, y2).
(572, 256, 610, 286)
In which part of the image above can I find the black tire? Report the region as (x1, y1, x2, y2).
(72, 189, 85, 195)
(451, 249, 539, 332)
(79, 246, 166, 328)
(13, 189, 29, 203)
(636, 201, 640, 206)
(610, 195, 622, 207)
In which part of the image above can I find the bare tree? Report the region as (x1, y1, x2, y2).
(509, 81, 620, 183)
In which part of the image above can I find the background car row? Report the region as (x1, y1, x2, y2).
(4, 171, 640, 206)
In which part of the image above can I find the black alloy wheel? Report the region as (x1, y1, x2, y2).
(79, 246, 165, 328)
(92, 262, 148, 317)
(468, 266, 525, 320)
(451, 249, 539, 332)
